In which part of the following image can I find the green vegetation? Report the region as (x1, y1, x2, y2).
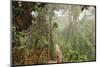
(12, 1, 96, 65)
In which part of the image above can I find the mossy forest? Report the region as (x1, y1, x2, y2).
(12, 1, 96, 65)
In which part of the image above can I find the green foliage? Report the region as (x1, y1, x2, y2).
(12, 25, 25, 37)
(12, 1, 96, 64)
(53, 22, 58, 28)
(17, 32, 25, 37)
